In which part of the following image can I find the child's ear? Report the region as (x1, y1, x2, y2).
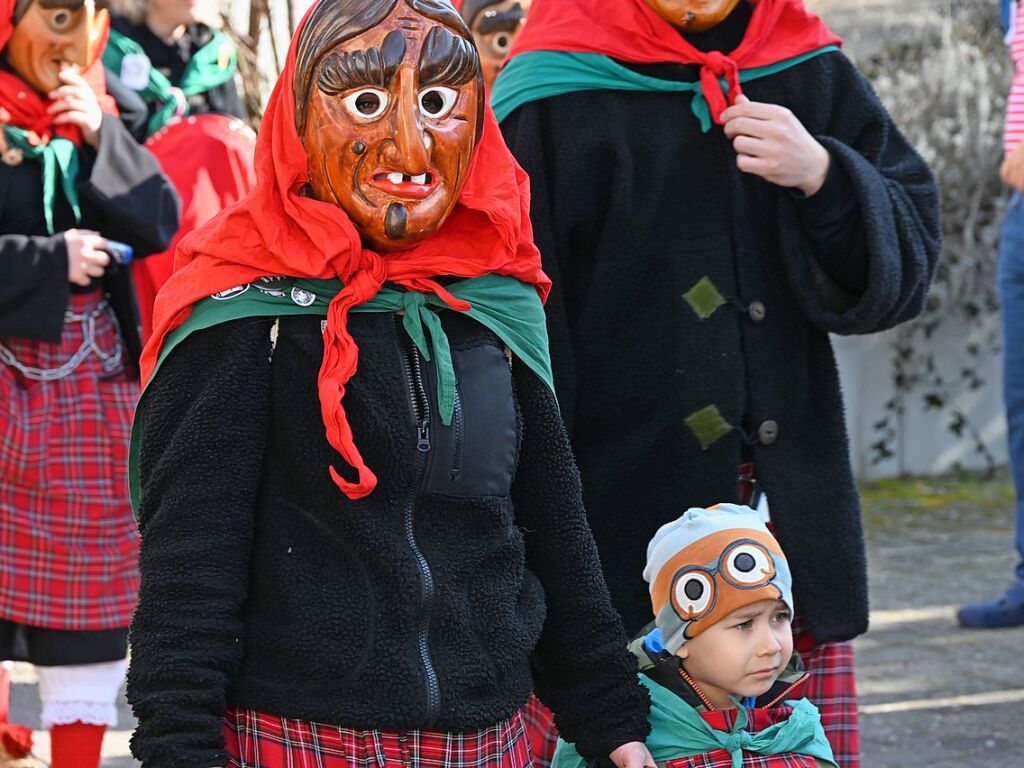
(675, 644, 689, 660)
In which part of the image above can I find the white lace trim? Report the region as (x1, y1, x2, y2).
(40, 700, 118, 729)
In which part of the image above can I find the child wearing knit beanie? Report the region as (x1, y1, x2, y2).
(552, 504, 838, 768)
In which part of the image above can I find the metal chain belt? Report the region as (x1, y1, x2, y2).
(0, 301, 124, 381)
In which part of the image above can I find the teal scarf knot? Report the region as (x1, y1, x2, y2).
(398, 290, 457, 424)
(491, 49, 839, 131)
(550, 674, 836, 768)
(131, 273, 554, 513)
(2, 125, 81, 234)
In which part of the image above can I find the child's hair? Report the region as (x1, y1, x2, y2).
(643, 503, 793, 653)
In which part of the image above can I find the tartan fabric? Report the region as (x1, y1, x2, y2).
(664, 705, 820, 767)
(0, 292, 140, 630)
(799, 641, 858, 768)
(222, 709, 534, 768)
(520, 694, 558, 768)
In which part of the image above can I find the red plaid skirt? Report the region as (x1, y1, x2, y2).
(222, 709, 534, 768)
(799, 642, 858, 768)
(0, 292, 139, 630)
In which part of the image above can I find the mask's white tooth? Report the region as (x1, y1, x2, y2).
(411, 173, 427, 184)
(388, 172, 403, 184)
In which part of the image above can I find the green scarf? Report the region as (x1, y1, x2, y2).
(551, 675, 837, 768)
(2, 125, 81, 235)
(490, 48, 838, 130)
(103, 27, 238, 137)
(129, 273, 553, 513)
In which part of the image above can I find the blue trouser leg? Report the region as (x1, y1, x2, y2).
(998, 192, 1024, 581)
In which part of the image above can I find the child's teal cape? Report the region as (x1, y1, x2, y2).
(550, 674, 837, 768)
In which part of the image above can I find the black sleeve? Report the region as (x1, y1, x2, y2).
(0, 234, 69, 342)
(78, 112, 180, 257)
(780, 51, 941, 333)
(127, 317, 273, 768)
(501, 102, 593, 436)
(510, 362, 650, 761)
(207, 78, 247, 121)
(791, 155, 868, 293)
(105, 69, 151, 143)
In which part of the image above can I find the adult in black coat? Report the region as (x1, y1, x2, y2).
(498, 0, 940, 765)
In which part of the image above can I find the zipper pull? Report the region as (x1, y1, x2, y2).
(416, 420, 431, 452)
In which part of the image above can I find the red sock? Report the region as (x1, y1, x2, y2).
(0, 666, 33, 758)
(50, 722, 106, 768)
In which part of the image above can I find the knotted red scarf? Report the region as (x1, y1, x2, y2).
(507, 0, 840, 125)
(0, 0, 115, 146)
(143, 2, 549, 500)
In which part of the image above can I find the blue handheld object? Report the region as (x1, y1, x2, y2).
(105, 240, 133, 265)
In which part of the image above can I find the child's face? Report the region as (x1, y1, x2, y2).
(675, 598, 793, 710)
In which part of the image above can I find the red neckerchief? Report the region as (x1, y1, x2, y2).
(506, 0, 841, 125)
(143, 2, 550, 501)
(0, 0, 116, 146)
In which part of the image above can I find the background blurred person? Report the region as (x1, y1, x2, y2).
(104, 0, 254, 340)
(455, 0, 531, 88)
(957, 0, 1024, 629)
(0, 1, 179, 766)
(495, 0, 941, 765)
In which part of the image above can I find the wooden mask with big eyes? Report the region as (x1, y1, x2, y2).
(6, 0, 110, 93)
(299, 1, 484, 252)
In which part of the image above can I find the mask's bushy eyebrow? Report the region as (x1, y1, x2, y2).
(417, 25, 479, 88)
(317, 28, 407, 94)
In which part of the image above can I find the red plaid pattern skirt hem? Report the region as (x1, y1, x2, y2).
(0, 292, 139, 630)
(222, 709, 534, 768)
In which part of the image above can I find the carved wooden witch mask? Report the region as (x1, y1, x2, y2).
(644, 0, 741, 32)
(6, 0, 109, 93)
(459, 0, 530, 88)
(296, 0, 484, 252)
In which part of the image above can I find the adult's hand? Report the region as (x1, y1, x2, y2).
(65, 228, 111, 286)
(1001, 141, 1024, 192)
(48, 66, 103, 149)
(722, 95, 830, 196)
(608, 741, 656, 768)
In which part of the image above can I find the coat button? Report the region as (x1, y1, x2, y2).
(748, 301, 766, 323)
(757, 420, 779, 446)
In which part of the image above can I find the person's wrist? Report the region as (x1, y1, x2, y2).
(798, 142, 830, 197)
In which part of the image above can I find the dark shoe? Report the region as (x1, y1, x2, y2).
(957, 581, 1024, 628)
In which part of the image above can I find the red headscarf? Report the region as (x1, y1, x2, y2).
(0, 0, 115, 145)
(507, 0, 840, 126)
(143, 1, 549, 500)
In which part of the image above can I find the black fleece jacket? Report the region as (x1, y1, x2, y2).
(128, 309, 650, 768)
(499, 6, 940, 641)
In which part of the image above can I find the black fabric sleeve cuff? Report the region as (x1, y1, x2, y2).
(0, 234, 70, 342)
(790, 149, 869, 293)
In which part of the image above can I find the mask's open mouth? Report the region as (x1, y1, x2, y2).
(368, 170, 438, 200)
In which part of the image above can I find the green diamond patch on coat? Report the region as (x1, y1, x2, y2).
(685, 404, 734, 450)
(682, 276, 726, 320)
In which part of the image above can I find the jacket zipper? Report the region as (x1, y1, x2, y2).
(396, 317, 441, 723)
(449, 383, 464, 481)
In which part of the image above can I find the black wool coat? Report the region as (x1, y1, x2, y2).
(128, 311, 650, 768)
(500, 36, 941, 641)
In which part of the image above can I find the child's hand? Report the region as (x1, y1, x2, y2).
(608, 741, 656, 768)
(721, 95, 830, 196)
